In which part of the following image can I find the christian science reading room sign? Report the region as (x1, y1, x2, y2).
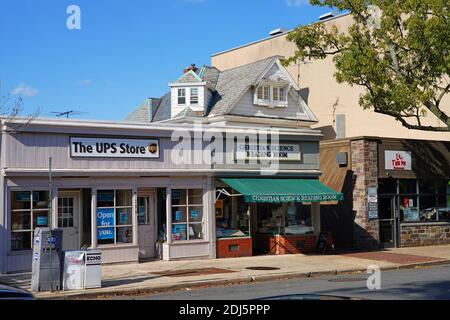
(236, 143, 301, 161)
(70, 137, 159, 158)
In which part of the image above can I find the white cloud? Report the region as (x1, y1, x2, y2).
(79, 79, 93, 86)
(286, 0, 309, 7)
(11, 83, 39, 97)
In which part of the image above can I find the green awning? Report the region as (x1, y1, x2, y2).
(221, 179, 343, 203)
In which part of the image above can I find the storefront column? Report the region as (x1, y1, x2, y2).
(163, 187, 172, 261)
(132, 187, 138, 247)
(0, 178, 6, 274)
(206, 177, 216, 259)
(91, 188, 97, 248)
(312, 203, 321, 236)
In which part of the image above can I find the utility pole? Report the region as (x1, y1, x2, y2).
(48, 157, 53, 291)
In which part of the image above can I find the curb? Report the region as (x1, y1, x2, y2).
(35, 258, 450, 300)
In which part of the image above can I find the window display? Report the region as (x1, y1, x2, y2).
(96, 189, 133, 245)
(171, 189, 204, 242)
(215, 188, 250, 239)
(257, 203, 313, 235)
(11, 191, 50, 251)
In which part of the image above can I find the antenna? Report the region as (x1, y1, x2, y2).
(49, 110, 87, 119)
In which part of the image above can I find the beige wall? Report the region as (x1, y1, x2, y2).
(211, 14, 450, 141)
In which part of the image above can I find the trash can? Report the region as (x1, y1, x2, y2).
(62, 249, 102, 291)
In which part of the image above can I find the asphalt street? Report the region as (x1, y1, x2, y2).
(126, 264, 450, 300)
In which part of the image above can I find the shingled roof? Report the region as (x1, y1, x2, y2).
(126, 56, 286, 123)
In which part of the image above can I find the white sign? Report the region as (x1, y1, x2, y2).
(70, 137, 159, 158)
(236, 143, 301, 161)
(385, 150, 412, 171)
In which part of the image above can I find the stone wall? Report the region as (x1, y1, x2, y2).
(351, 139, 380, 249)
(401, 223, 450, 247)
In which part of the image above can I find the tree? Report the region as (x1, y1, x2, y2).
(284, 0, 450, 132)
(0, 83, 40, 131)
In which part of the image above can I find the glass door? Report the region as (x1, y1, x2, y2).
(378, 197, 399, 247)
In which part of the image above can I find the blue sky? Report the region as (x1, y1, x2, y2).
(0, 0, 333, 121)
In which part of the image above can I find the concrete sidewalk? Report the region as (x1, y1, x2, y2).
(2, 245, 449, 299)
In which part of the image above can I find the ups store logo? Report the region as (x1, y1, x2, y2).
(148, 143, 158, 154)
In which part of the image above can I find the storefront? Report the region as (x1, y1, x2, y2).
(320, 137, 450, 250)
(0, 118, 341, 273)
(215, 179, 341, 258)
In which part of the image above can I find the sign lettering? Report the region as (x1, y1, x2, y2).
(70, 137, 159, 158)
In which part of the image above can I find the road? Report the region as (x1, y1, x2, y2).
(124, 264, 450, 300)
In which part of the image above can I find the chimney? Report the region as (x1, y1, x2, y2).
(183, 64, 198, 74)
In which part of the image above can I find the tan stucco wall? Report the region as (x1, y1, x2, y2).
(211, 14, 450, 141)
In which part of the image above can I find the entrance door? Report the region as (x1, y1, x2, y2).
(58, 192, 81, 251)
(138, 193, 156, 259)
(378, 197, 399, 248)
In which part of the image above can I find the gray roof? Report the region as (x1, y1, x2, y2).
(207, 57, 276, 116)
(126, 56, 282, 122)
(125, 98, 159, 122)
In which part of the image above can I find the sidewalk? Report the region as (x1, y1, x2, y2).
(2, 245, 449, 299)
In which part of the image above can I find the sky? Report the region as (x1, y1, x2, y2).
(0, 0, 334, 121)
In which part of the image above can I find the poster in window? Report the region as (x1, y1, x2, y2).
(404, 208, 419, 222)
(172, 225, 187, 241)
(97, 208, 115, 240)
(215, 200, 224, 218)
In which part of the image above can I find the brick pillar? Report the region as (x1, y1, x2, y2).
(351, 139, 380, 250)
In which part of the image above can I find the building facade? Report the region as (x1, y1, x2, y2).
(0, 57, 342, 273)
(210, 13, 450, 250)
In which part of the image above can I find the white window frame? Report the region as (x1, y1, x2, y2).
(171, 189, 204, 242)
(190, 87, 199, 105)
(254, 84, 288, 108)
(96, 189, 134, 246)
(178, 88, 186, 105)
(10, 190, 51, 251)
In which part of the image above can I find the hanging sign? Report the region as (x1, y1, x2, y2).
(385, 151, 412, 170)
(70, 137, 159, 158)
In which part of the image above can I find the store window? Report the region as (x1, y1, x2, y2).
(394, 179, 450, 223)
(96, 190, 133, 245)
(171, 189, 204, 241)
(215, 188, 250, 239)
(285, 203, 314, 235)
(257, 203, 313, 235)
(11, 191, 51, 251)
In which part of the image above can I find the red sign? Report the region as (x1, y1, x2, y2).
(392, 153, 407, 170)
(403, 198, 409, 208)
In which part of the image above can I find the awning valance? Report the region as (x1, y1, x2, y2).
(221, 179, 343, 203)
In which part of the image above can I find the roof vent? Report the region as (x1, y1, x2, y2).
(269, 28, 287, 36)
(318, 12, 335, 21)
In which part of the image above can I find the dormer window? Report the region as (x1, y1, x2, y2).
(255, 84, 288, 108)
(257, 85, 270, 100)
(190, 88, 199, 104)
(178, 89, 186, 105)
(273, 87, 286, 102)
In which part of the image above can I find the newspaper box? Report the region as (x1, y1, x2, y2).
(85, 250, 102, 289)
(62, 250, 102, 291)
(63, 251, 85, 290)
